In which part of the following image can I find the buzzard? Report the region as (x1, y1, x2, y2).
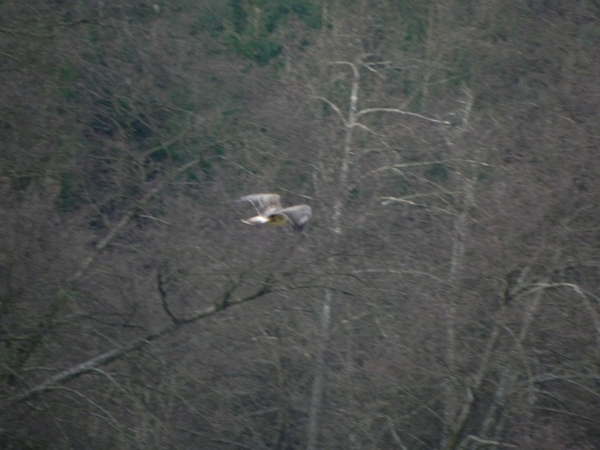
(238, 193, 312, 232)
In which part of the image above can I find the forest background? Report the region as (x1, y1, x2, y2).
(2, 0, 600, 449)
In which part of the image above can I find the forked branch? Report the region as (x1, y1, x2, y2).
(7, 277, 272, 408)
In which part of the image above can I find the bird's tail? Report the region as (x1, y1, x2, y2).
(241, 215, 270, 225)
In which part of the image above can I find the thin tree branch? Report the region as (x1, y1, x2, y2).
(7, 278, 273, 407)
(355, 107, 451, 125)
(463, 435, 516, 448)
(314, 96, 346, 126)
(157, 272, 180, 324)
(69, 157, 201, 283)
(386, 416, 409, 450)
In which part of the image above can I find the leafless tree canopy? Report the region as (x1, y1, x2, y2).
(2, 0, 600, 449)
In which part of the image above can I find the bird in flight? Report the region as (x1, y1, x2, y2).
(237, 193, 312, 232)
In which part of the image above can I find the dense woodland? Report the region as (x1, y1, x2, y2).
(2, 0, 600, 448)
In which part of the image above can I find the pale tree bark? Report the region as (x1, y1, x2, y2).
(306, 59, 356, 450)
(369, 84, 507, 448)
(440, 92, 559, 450)
(435, 87, 523, 450)
(474, 272, 548, 448)
(441, 89, 475, 449)
(470, 257, 600, 448)
(307, 56, 451, 450)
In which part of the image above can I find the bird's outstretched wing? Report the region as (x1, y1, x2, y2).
(237, 193, 312, 231)
(238, 193, 282, 215)
(269, 205, 312, 232)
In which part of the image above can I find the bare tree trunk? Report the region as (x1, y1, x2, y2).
(306, 289, 331, 450)
(441, 89, 476, 450)
(309, 56, 453, 448)
(306, 59, 359, 450)
(476, 278, 547, 448)
(308, 52, 453, 447)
